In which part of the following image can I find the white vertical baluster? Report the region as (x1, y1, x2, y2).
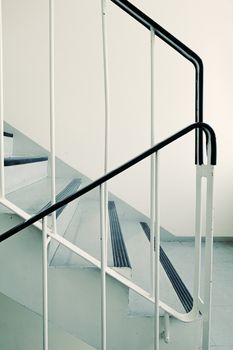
(49, 0, 56, 233)
(202, 162, 214, 350)
(101, 0, 109, 301)
(100, 184, 107, 350)
(193, 166, 203, 313)
(101, 0, 109, 176)
(154, 151, 160, 350)
(150, 26, 155, 296)
(150, 26, 160, 349)
(0, 0, 4, 199)
(42, 216, 49, 350)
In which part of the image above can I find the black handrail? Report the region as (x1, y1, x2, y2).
(0, 122, 216, 243)
(110, 0, 204, 164)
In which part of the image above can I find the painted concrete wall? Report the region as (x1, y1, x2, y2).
(2, 0, 233, 236)
(0, 292, 95, 350)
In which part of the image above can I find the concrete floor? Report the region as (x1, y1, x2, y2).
(161, 240, 233, 350)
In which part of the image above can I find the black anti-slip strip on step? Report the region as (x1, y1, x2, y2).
(4, 156, 48, 166)
(39, 179, 81, 218)
(4, 131, 13, 138)
(140, 222, 193, 313)
(108, 201, 131, 268)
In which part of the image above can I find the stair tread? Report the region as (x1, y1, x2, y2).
(53, 194, 186, 314)
(108, 201, 131, 268)
(51, 188, 114, 267)
(4, 156, 48, 166)
(4, 132, 14, 158)
(115, 213, 186, 315)
(3, 131, 13, 138)
(140, 222, 193, 313)
(39, 178, 81, 218)
(6, 177, 79, 215)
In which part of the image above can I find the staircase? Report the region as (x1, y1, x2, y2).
(0, 120, 216, 350)
(0, 129, 93, 349)
(0, 1, 217, 350)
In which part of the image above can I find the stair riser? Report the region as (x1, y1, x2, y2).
(5, 161, 48, 193)
(48, 199, 80, 264)
(51, 192, 114, 268)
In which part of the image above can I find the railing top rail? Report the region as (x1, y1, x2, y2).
(0, 122, 216, 243)
(110, 0, 204, 164)
(110, 0, 203, 67)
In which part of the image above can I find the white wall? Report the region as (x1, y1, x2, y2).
(3, 0, 233, 236)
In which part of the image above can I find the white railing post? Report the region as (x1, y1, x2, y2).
(154, 151, 160, 350)
(49, 0, 56, 234)
(42, 216, 49, 350)
(193, 166, 203, 313)
(151, 26, 160, 350)
(100, 184, 107, 350)
(0, 0, 5, 199)
(150, 26, 155, 297)
(202, 163, 214, 350)
(101, 0, 109, 176)
(101, 0, 109, 302)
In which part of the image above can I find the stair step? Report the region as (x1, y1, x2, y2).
(6, 177, 71, 215)
(4, 131, 13, 157)
(108, 201, 131, 268)
(39, 178, 81, 218)
(4, 131, 13, 138)
(140, 222, 193, 313)
(5, 156, 48, 193)
(50, 198, 132, 273)
(47, 179, 82, 263)
(0, 208, 203, 350)
(112, 211, 186, 316)
(50, 187, 114, 267)
(4, 156, 48, 166)
(4, 177, 82, 263)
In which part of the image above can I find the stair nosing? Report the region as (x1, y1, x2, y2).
(140, 221, 193, 313)
(4, 131, 13, 138)
(108, 201, 131, 269)
(38, 178, 81, 219)
(4, 156, 48, 166)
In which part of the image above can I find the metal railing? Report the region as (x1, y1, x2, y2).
(0, 1, 216, 349)
(0, 122, 216, 350)
(110, 0, 204, 164)
(105, 0, 205, 316)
